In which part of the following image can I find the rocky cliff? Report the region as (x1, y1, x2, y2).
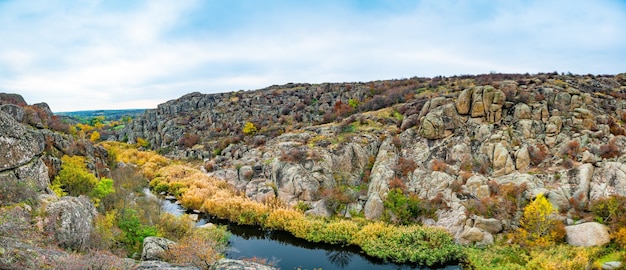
(0, 94, 115, 268)
(121, 73, 626, 244)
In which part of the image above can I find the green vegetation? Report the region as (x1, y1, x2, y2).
(107, 142, 465, 266)
(50, 155, 114, 206)
(383, 188, 431, 225)
(116, 208, 158, 253)
(97, 142, 626, 268)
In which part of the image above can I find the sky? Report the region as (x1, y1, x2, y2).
(0, 0, 625, 112)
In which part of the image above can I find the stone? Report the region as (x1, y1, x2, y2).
(602, 261, 622, 270)
(364, 194, 384, 220)
(419, 111, 445, 139)
(364, 138, 398, 219)
(581, 150, 597, 163)
(470, 87, 486, 118)
(305, 199, 332, 217)
(0, 111, 44, 171)
(459, 227, 484, 245)
(42, 195, 97, 251)
(141, 237, 176, 261)
(456, 88, 473, 115)
(474, 216, 503, 234)
(513, 103, 532, 120)
(199, 223, 216, 229)
(492, 142, 514, 176)
(565, 222, 610, 247)
(515, 146, 530, 170)
(211, 258, 278, 270)
(134, 260, 200, 270)
(590, 162, 626, 200)
(0, 104, 25, 122)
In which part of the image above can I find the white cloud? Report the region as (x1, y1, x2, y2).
(0, 0, 624, 111)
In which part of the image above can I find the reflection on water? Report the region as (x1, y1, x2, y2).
(153, 190, 460, 270)
(326, 250, 353, 268)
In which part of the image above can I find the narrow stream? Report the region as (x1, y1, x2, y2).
(146, 189, 461, 270)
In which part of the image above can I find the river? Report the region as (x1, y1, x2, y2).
(149, 189, 461, 270)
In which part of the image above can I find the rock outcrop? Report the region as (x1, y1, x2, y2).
(142, 237, 176, 261)
(41, 195, 97, 251)
(119, 74, 626, 246)
(0, 110, 48, 205)
(211, 258, 278, 270)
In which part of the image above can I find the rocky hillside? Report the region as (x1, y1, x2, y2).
(121, 73, 626, 244)
(0, 95, 116, 268)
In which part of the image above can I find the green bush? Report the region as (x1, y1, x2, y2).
(590, 195, 626, 231)
(117, 209, 158, 254)
(384, 188, 429, 225)
(352, 222, 464, 266)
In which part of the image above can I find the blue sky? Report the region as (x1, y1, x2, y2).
(1, 0, 625, 112)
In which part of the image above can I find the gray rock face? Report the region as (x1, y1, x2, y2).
(42, 195, 97, 250)
(211, 258, 278, 270)
(118, 75, 626, 244)
(142, 236, 177, 261)
(565, 222, 610, 247)
(365, 138, 398, 219)
(0, 111, 48, 205)
(134, 260, 201, 270)
(0, 104, 25, 122)
(0, 111, 44, 172)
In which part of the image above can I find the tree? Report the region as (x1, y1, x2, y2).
(90, 131, 101, 142)
(91, 177, 115, 208)
(516, 193, 564, 247)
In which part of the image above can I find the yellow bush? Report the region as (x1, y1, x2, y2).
(351, 221, 395, 247)
(321, 219, 359, 244)
(90, 131, 101, 142)
(613, 227, 626, 249)
(516, 193, 563, 247)
(243, 121, 258, 135)
(287, 217, 327, 242)
(157, 213, 195, 241)
(266, 208, 305, 230)
(525, 245, 600, 270)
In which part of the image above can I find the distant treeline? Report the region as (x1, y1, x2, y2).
(56, 109, 145, 123)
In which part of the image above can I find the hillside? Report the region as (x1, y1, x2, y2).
(120, 72, 626, 246)
(1, 94, 270, 269)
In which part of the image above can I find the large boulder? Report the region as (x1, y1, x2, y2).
(456, 88, 473, 115)
(565, 222, 610, 247)
(473, 216, 503, 234)
(492, 142, 515, 177)
(142, 237, 176, 261)
(42, 195, 97, 250)
(418, 103, 463, 139)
